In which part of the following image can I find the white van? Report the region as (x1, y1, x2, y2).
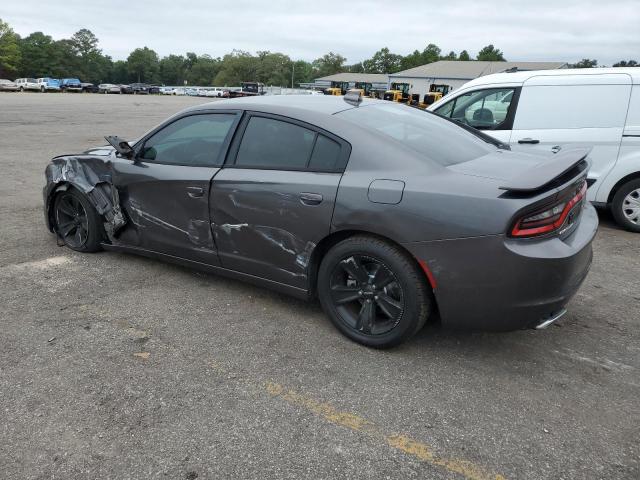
(428, 68, 640, 232)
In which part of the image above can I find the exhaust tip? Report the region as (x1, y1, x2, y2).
(535, 309, 567, 330)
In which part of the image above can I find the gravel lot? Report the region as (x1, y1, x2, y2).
(1, 92, 638, 480)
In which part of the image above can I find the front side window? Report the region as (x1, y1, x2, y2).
(235, 116, 336, 170)
(140, 113, 236, 166)
(435, 88, 517, 130)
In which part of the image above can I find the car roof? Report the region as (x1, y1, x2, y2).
(189, 94, 374, 117)
(459, 67, 640, 89)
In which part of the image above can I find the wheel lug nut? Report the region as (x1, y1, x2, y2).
(358, 290, 363, 295)
(374, 295, 378, 300)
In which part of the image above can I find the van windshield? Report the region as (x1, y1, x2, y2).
(337, 103, 500, 166)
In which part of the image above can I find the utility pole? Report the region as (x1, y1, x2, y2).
(291, 63, 295, 89)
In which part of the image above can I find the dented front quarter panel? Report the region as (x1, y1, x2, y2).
(43, 149, 126, 240)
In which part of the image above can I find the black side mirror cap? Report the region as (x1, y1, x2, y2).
(105, 135, 135, 158)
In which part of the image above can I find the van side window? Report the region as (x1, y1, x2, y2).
(625, 86, 640, 130)
(434, 88, 517, 130)
(514, 85, 631, 130)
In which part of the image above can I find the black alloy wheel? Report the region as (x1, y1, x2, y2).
(329, 255, 404, 335)
(318, 236, 431, 348)
(53, 189, 104, 252)
(55, 193, 89, 249)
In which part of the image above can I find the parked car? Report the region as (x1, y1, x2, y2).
(204, 87, 228, 98)
(37, 78, 61, 92)
(60, 78, 83, 92)
(147, 85, 161, 94)
(159, 87, 174, 95)
(119, 84, 134, 94)
(43, 95, 597, 348)
(0, 79, 19, 91)
(98, 83, 122, 94)
(129, 83, 149, 94)
(15, 78, 40, 92)
(81, 82, 99, 93)
(429, 67, 640, 232)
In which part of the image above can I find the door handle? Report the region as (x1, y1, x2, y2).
(186, 186, 204, 198)
(518, 138, 540, 144)
(551, 145, 562, 154)
(299, 192, 323, 206)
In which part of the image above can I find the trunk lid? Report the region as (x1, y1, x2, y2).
(448, 147, 591, 194)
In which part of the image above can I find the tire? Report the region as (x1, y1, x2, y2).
(317, 235, 432, 348)
(41, 86, 45, 92)
(53, 188, 104, 252)
(19, 86, 24, 92)
(611, 179, 640, 232)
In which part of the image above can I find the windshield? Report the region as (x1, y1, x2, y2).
(337, 103, 498, 166)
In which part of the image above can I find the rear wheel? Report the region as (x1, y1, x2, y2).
(318, 236, 431, 348)
(53, 189, 104, 252)
(611, 179, 640, 233)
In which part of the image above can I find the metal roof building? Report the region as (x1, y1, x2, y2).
(302, 73, 389, 91)
(389, 60, 568, 95)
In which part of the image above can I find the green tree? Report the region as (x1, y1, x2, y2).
(476, 45, 505, 61)
(111, 60, 128, 83)
(159, 54, 186, 85)
(127, 47, 159, 83)
(186, 54, 221, 85)
(312, 52, 346, 78)
(399, 43, 441, 71)
(458, 50, 471, 61)
(292, 60, 314, 86)
(441, 51, 457, 60)
(69, 29, 111, 83)
(214, 50, 258, 86)
(570, 58, 598, 68)
(612, 60, 637, 67)
(0, 18, 21, 77)
(18, 32, 59, 77)
(363, 47, 403, 73)
(422, 43, 441, 63)
(348, 62, 364, 73)
(256, 51, 292, 86)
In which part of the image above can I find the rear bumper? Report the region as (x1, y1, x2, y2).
(403, 203, 598, 331)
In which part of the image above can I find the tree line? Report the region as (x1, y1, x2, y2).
(0, 18, 637, 87)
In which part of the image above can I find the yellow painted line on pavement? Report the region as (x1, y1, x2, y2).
(264, 381, 506, 480)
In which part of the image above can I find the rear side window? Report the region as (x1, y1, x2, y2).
(234, 116, 344, 171)
(339, 103, 494, 166)
(514, 85, 631, 130)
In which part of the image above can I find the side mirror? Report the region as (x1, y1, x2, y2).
(105, 135, 134, 158)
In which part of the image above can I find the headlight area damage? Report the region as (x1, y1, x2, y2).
(43, 155, 126, 242)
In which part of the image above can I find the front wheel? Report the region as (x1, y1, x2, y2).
(53, 189, 104, 252)
(611, 179, 640, 232)
(317, 236, 432, 348)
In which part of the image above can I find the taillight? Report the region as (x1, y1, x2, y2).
(511, 181, 587, 238)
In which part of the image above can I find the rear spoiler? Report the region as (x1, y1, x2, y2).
(499, 147, 591, 192)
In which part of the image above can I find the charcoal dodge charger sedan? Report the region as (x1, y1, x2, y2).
(43, 95, 597, 347)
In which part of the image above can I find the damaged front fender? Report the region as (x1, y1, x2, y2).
(43, 154, 126, 241)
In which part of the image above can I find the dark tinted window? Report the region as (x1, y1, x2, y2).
(236, 116, 316, 169)
(338, 103, 494, 166)
(141, 114, 235, 166)
(309, 135, 341, 170)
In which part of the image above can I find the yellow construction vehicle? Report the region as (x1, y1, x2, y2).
(353, 82, 374, 98)
(323, 81, 349, 96)
(429, 83, 451, 96)
(383, 82, 411, 102)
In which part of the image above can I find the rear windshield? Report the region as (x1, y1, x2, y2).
(337, 103, 496, 166)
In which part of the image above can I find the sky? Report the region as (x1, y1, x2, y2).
(1, 0, 639, 65)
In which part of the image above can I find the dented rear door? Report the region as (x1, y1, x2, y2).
(210, 112, 350, 289)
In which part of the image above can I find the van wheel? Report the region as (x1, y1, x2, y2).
(317, 236, 431, 348)
(611, 179, 640, 232)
